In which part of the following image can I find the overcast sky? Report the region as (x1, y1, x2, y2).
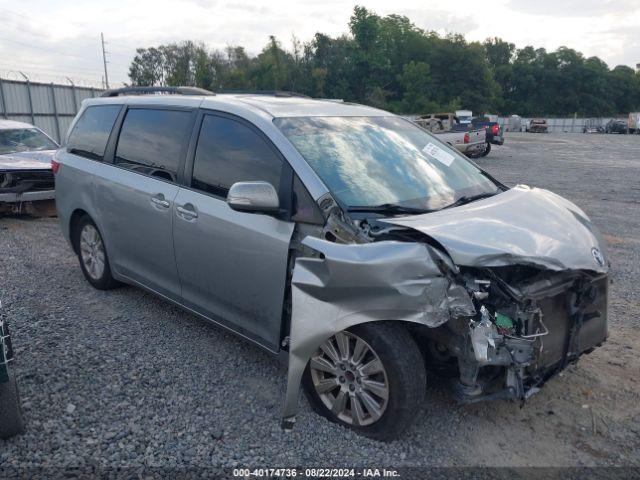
(1, 0, 638, 87)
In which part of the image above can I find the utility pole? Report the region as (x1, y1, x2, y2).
(101, 33, 110, 89)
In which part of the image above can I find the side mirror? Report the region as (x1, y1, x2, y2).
(227, 181, 280, 213)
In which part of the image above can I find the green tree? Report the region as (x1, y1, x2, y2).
(128, 47, 166, 86)
(128, 6, 640, 116)
(397, 61, 435, 113)
(254, 36, 291, 91)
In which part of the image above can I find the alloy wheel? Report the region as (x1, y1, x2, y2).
(79, 224, 106, 281)
(310, 331, 389, 426)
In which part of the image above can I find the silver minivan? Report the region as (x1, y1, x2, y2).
(55, 87, 609, 440)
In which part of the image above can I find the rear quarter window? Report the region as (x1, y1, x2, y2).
(67, 105, 121, 161)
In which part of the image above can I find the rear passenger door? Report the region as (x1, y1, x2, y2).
(173, 113, 295, 351)
(97, 107, 195, 300)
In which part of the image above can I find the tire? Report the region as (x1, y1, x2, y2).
(0, 371, 24, 439)
(466, 143, 488, 159)
(73, 215, 119, 290)
(0, 320, 24, 439)
(479, 142, 491, 157)
(302, 322, 426, 441)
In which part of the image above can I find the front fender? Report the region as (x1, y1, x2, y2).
(281, 236, 475, 428)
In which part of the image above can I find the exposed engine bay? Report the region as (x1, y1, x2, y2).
(430, 265, 608, 404)
(281, 186, 610, 429)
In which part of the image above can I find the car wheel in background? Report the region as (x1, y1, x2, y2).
(0, 320, 24, 440)
(0, 373, 24, 439)
(73, 216, 119, 290)
(479, 143, 492, 157)
(302, 322, 426, 441)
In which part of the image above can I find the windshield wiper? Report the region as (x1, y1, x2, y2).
(347, 203, 435, 215)
(443, 191, 500, 210)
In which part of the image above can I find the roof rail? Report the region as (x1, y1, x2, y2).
(100, 86, 214, 98)
(218, 90, 310, 99)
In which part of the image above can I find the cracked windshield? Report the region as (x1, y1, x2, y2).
(275, 116, 498, 211)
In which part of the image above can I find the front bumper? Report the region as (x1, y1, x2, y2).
(0, 189, 55, 203)
(0, 169, 55, 204)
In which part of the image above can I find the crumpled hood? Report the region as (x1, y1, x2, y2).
(382, 185, 608, 273)
(0, 150, 56, 170)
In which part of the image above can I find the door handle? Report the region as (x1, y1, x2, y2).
(150, 194, 170, 209)
(176, 204, 198, 220)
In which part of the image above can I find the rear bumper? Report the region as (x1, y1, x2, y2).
(0, 190, 55, 202)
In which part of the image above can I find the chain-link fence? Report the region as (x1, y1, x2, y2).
(497, 116, 630, 133)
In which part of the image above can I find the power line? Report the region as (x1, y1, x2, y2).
(0, 35, 89, 61)
(0, 62, 128, 83)
(1, 58, 104, 75)
(0, 33, 129, 70)
(0, 7, 30, 20)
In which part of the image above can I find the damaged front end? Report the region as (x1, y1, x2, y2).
(0, 149, 57, 215)
(0, 169, 56, 215)
(282, 186, 609, 429)
(281, 235, 477, 429)
(449, 265, 608, 404)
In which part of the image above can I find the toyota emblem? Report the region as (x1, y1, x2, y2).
(591, 247, 605, 267)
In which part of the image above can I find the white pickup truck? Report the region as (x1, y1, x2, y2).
(413, 113, 487, 158)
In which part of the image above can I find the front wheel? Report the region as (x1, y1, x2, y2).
(302, 323, 426, 441)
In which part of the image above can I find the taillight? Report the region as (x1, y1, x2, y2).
(51, 159, 60, 174)
(464, 132, 470, 144)
(491, 124, 500, 135)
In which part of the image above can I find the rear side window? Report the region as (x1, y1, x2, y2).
(67, 105, 120, 161)
(115, 109, 192, 182)
(192, 115, 283, 197)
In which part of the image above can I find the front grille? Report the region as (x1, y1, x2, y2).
(0, 169, 54, 193)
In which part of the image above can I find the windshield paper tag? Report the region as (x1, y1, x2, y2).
(423, 143, 454, 167)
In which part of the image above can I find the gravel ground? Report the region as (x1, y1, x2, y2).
(1, 133, 639, 473)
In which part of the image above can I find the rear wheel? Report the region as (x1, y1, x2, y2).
(302, 323, 426, 441)
(73, 216, 119, 290)
(479, 142, 491, 157)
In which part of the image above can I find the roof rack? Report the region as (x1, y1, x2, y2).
(218, 90, 310, 99)
(100, 86, 214, 98)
